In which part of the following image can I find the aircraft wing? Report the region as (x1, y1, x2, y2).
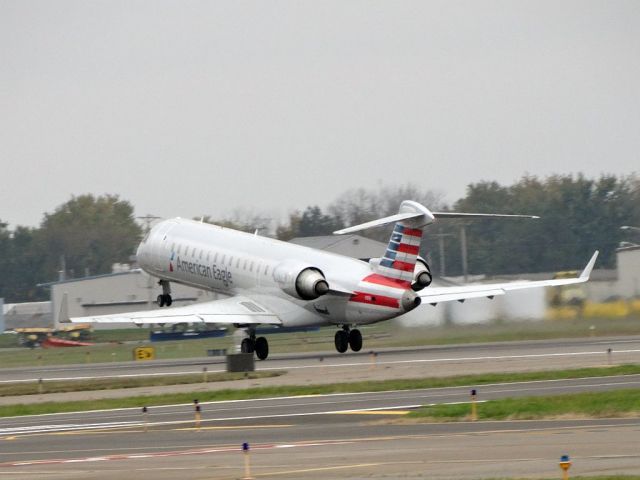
(420, 251, 599, 305)
(66, 295, 282, 326)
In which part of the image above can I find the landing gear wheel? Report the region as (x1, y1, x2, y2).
(348, 329, 362, 352)
(334, 330, 349, 353)
(241, 338, 255, 354)
(157, 294, 172, 307)
(255, 337, 269, 360)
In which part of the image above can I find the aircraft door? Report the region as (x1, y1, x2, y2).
(149, 222, 175, 274)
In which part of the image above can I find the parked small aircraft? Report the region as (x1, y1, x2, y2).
(68, 200, 598, 360)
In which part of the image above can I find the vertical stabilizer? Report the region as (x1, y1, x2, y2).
(375, 201, 434, 286)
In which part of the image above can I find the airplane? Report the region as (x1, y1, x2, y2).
(66, 200, 599, 360)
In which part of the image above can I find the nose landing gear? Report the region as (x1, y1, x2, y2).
(157, 280, 173, 307)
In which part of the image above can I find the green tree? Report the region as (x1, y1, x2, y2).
(38, 195, 142, 281)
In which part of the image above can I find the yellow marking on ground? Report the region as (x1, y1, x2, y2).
(254, 463, 383, 477)
(4, 436, 16, 441)
(335, 410, 411, 415)
(174, 424, 291, 432)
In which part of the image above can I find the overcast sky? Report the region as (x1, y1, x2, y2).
(1, 1, 639, 228)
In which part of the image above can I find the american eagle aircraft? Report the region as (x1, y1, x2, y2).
(68, 200, 598, 360)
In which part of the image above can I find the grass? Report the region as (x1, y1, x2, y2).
(2, 364, 640, 417)
(1, 315, 639, 369)
(0, 371, 282, 397)
(408, 388, 640, 421)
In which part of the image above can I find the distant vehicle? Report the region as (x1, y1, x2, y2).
(13, 324, 92, 348)
(65, 200, 598, 360)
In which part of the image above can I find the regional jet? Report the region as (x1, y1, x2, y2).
(67, 200, 598, 360)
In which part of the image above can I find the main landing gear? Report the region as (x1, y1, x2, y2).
(334, 326, 362, 354)
(241, 330, 269, 360)
(157, 280, 172, 307)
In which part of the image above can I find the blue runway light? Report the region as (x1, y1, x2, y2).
(242, 442, 250, 452)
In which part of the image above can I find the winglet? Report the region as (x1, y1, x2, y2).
(579, 251, 599, 280)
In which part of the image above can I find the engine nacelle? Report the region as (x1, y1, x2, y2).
(273, 260, 330, 300)
(412, 257, 432, 291)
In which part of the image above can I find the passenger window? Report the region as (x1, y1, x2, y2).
(199, 249, 203, 259)
(249, 261, 254, 272)
(214, 252, 218, 262)
(236, 258, 241, 268)
(243, 259, 247, 270)
(256, 264, 261, 275)
(264, 265, 269, 276)
(221, 254, 226, 264)
(185, 246, 189, 256)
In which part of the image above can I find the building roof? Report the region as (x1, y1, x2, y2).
(289, 234, 387, 259)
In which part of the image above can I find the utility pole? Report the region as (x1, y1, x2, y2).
(430, 231, 454, 277)
(460, 224, 469, 283)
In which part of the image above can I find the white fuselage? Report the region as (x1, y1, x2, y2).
(136, 219, 418, 328)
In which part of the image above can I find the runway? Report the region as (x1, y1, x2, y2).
(3, 335, 640, 385)
(1, 337, 640, 478)
(1, 374, 640, 478)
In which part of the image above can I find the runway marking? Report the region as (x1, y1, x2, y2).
(2, 424, 639, 470)
(337, 410, 411, 415)
(254, 463, 383, 476)
(173, 424, 292, 431)
(5, 372, 640, 426)
(260, 348, 640, 372)
(0, 369, 226, 384)
(6, 348, 640, 384)
(0, 439, 357, 468)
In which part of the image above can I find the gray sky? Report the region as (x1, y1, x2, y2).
(1, 1, 639, 229)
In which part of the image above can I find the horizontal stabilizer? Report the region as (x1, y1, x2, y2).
(333, 212, 423, 235)
(432, 212, 540, 219)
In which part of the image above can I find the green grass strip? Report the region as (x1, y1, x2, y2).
(1, 364, 640, 418)
(409, 388, 640, 421)
(0, 371, 282, 397)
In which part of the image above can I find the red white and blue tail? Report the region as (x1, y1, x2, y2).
(333, 200, 436, 287)
(377, 223, 423, 284)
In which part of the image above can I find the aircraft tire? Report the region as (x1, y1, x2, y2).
(241, 338, 255, 354)
(165, 294, 172, 307)
(157, 294, 165, 307)
(348, 329, 362, 352)
(255, 337, 269, 360)
(334, 330, 349, 353)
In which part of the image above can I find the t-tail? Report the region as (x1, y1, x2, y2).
(333, 200, 539, 286)
(334, 200, 436, 287)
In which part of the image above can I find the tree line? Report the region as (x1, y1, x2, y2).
(1, 174, 639, 303)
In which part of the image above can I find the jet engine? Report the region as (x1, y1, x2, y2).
(273, 260, 330, 300)
(412, 257, 432, 291)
